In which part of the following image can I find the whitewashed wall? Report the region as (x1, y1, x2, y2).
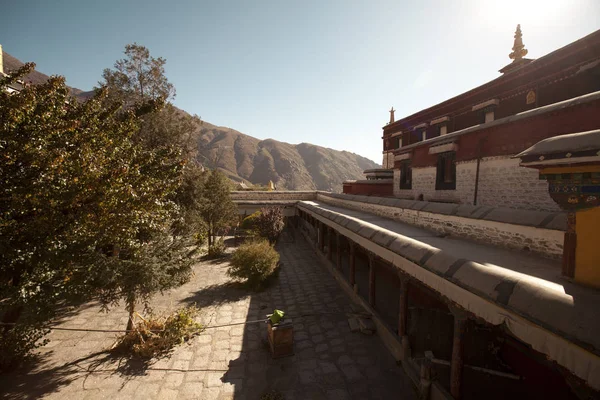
(393, 156, 559, 212)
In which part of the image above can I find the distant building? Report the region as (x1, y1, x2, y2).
(344, 26, 600, 210)
(236, 182, 252, 191)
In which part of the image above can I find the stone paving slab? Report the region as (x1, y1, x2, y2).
(0, 229, 417, 400)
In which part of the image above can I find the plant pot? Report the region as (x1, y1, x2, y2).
(266, 317, 294, 358)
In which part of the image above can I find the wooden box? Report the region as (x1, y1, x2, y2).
(267, 317, 294, 358)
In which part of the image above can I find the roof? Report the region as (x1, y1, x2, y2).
(298, 199, 600, 390)
(393, 90, 600, 155)
(515, 129, 600, 158)
(384, 28, 600, 132)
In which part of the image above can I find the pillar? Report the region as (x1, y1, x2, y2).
(327, 227, 333, 262)
(368, 252, 376, 307)
(398, 277, 409, 337)
(336, 233, 342, 271)
(398, 276, 411, 360)
(349, 242, 356, 287)
(318, 222, 325, 253)
(450, 309, 468, 399)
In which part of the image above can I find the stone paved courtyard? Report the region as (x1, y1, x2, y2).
(1, 229, 417, 400)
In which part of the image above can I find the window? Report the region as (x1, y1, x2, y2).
(395, 136, 402, 149)
(411, 129, 424, 143)
(479, 109, 494, 124)
(437, 124, 448, 136)
(399, 160, 412, 190)
(435, 152, 456, 190)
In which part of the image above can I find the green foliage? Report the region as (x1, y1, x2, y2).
(228, 239, 280, 290)
(0, 322, 49, 370)
(207, 238, 227, 259)
(113, 305, 203, 358)
(101, 42, 175, 104)
(172, 163, 208, 239)
(241, 211, 262, 230)
(256, 207, 285, 244)
(0, 58, 199, 367)
(101, 44, 199, 161)
(200, 169, 238, 247)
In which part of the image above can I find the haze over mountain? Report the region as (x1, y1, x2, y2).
(2, 48, 380, 191)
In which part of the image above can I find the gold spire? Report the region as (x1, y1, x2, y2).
(509, 24, 528, 61)
(389, 107, 395, 124)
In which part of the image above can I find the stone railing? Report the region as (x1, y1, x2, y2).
(230, 190, 566, 258)
(315, 191, 566, 258)
(230, 191, 317, 201)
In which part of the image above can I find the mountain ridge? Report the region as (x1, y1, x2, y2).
(2, 49, 380, 191)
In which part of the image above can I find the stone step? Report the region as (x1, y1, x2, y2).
(358, 317, 376, 335)
(348, 317, 360, 332)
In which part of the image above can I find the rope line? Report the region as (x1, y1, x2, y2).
(0, 311, 358, 334)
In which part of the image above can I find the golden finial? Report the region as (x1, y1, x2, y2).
(509, 24, 528, 61)
(389, 107, 395, 124)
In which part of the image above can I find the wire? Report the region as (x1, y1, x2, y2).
(0, 311, 361, 334)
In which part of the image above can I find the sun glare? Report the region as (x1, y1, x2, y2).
(477, 0, 572, 28)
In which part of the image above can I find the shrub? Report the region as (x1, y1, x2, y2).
(113, 305, 203, 358)
(228, 239, 280, 290)
(256, 207, 285, 244)
(207, 238, 226, 259)
(241, 211, 262, 230)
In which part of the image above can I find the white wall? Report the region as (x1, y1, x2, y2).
(393, 156, 559, 212)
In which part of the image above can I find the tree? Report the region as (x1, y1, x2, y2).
(200, 170, 238, 247)
(0, 63, 197, 366)
(256, 207, 285, 244)
(100, 43, 198, 159)
(101, 43, 174, 104)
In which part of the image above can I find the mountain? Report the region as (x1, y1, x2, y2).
(2, 49, 380, 191)
(193, 120, 379, 191)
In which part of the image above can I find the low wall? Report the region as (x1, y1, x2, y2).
(316, 192, 566, 259)
(230, 191, 317, 201)
(343, 179, 394, 196)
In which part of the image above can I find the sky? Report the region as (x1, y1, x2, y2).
(1, 0, 599, 164)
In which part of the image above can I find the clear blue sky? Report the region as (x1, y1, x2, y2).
(2, 0, 599, 164)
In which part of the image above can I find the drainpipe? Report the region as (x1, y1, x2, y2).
(472, 136, 488, 206)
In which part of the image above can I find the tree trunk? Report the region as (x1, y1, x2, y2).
(126, 299, 136, 332)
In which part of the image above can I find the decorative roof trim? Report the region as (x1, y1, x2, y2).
(520, 155, 600, 168)
(429, 143, 458, 155)
(472, 98, 500, 111)
(394, 153, 411, 161)
(392, 90, 600, 155)
(430, 116, 450, 125)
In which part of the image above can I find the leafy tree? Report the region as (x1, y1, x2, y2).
(101, 43, 175, 104)
(200, 169, 238, 247)
(256, 207, 285, 244)
(0, 62, 197, 366)
(100, 43, 199, 159)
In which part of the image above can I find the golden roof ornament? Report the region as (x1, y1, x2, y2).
(389, 107, 395, 124)
(509, 24, 528, 61)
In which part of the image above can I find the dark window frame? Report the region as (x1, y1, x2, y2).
(399, 160, 412, 190)
(435, 152, 456, 190)
(394, 136, 401, 149)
